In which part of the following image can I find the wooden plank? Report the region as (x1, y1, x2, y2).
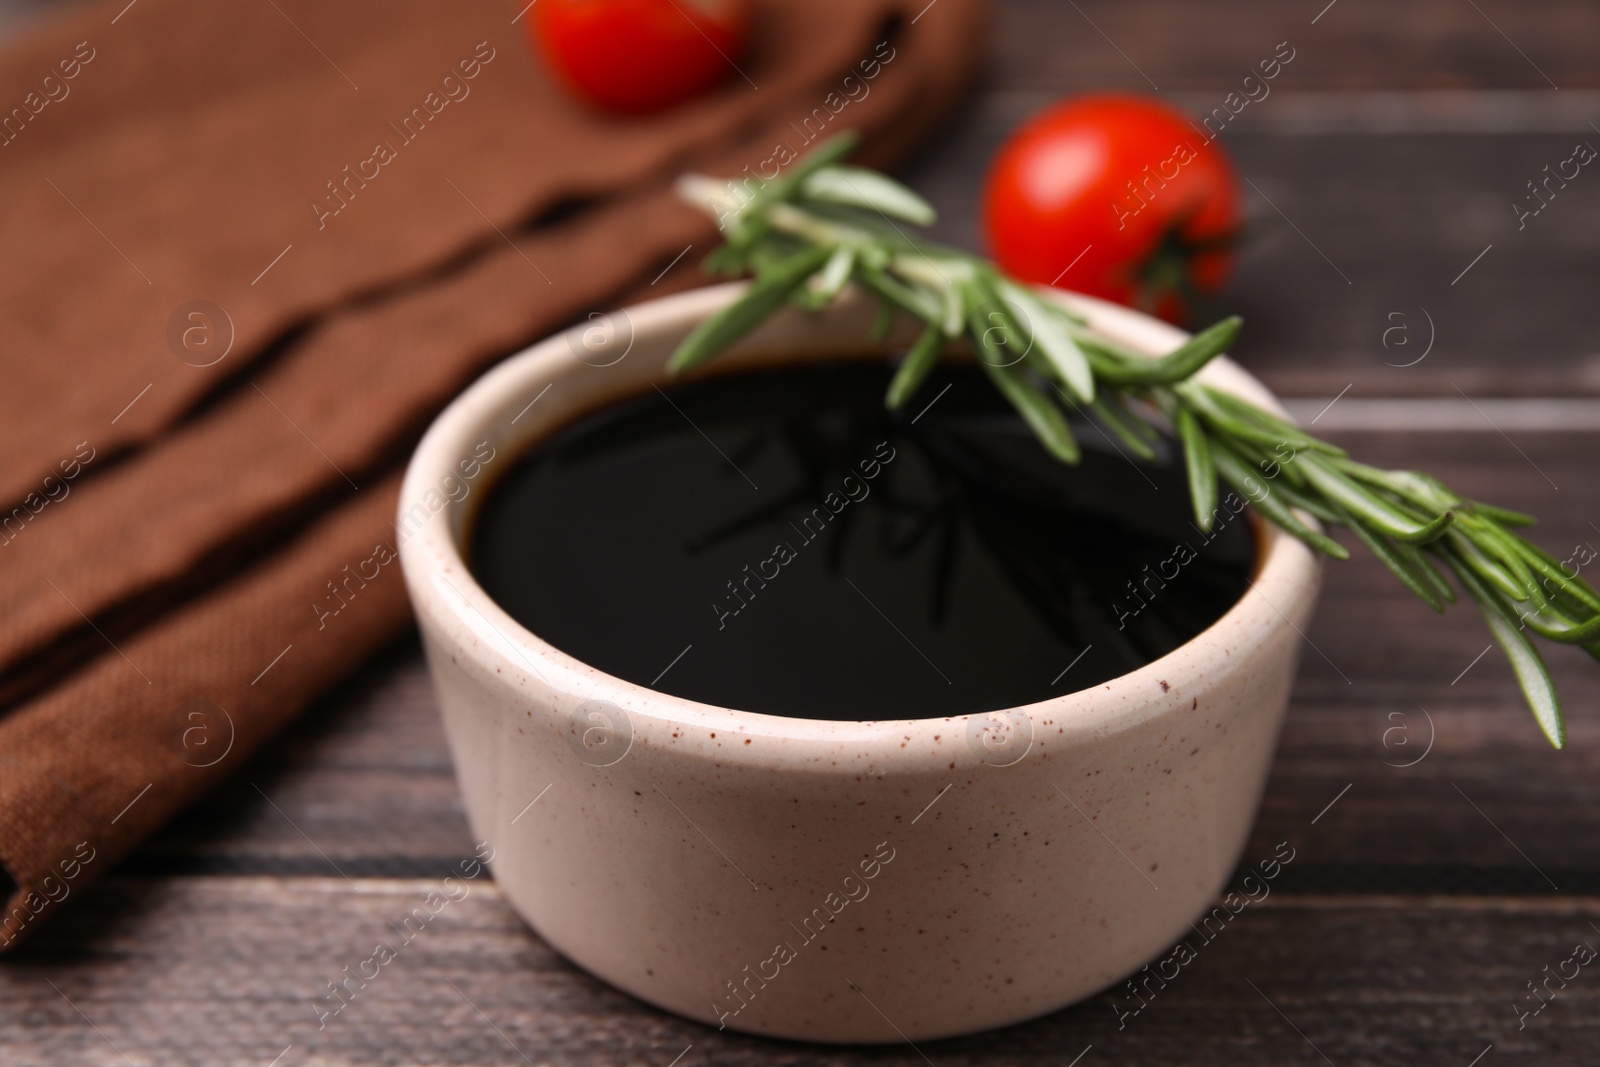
(907, 109, 1600, 395)
(1279, 398, 1600, 433)
(5, 0, 1600, 93)
(1245, 427, 1600, 882)
(0, 0, 80, 35)
(990, 0, 1598, 91)
(3, 876, 1598, 1064)
(0, 0, 1590, 1060)
(135, 641, 476, 873)
(114, 429, 1600, 889)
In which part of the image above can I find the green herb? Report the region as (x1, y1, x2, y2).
(670, 131, 1598, 748)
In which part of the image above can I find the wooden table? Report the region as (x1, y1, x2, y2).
(6, 1, 1600, 1063)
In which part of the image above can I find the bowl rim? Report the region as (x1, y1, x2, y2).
(397, 281, 1321, 769)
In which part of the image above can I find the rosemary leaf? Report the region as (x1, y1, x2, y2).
(1335, 504, 1447, 613)
(980, 359, 1080, 464)
(1409, 544, 1459, 605)
(998, 280, 1095, 403)
(857, 264, 943, 324)
(1205, 388, 1346, 457)
(752, 131, 860, 214)
(940, 285, 965, 336)
(869, 298, 895, 343)
(1095, 315, 1242, 385)
(886, 322, 945, 410)
(1177, 381, 1327, 457)
(668, 244, 833, 373)
(813, 246, 856, 301)
(1211, 440, 1349, 559)
(1449, 556, 1566, 749)
(1337, 463, 1458, 515)
(1073, 334, 1144, 379)
(801, 166, 937, 226)
(1471, 501, 1538, 527)
(703, 244, 748, 277)
(1465, 518, 1552, 612)
(1510, 537, 1600, 614)
(1259, 472, 1344, 526)
(1227, 433, 1312, 490)
(1445, 528, 1530, 603)
(1517, 605, 1600, 645)
(1176, 409, 1218, 533)
(1299, 454, 1453, 545)
(971, 302, 1079, 464)
(1087, 392, 1158, 461)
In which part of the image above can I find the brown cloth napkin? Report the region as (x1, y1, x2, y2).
(0, 0, 985, 946)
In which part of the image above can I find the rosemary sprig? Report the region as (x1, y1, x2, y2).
(668, 131, 1599, 748)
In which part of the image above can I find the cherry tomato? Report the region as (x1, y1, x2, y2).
(983, 93, 1241, 323)
(531, 0, 753, 114)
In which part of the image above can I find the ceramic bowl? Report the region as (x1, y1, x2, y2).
(397, 283, 1321, 1042)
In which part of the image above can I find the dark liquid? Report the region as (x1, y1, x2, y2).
(470, 361, 1253, 720)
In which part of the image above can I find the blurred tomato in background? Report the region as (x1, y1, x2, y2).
(531, 0, 753, 114)
(984, 93, 1241, 324)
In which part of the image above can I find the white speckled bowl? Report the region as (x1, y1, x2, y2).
(398, 283, 1321, 1043)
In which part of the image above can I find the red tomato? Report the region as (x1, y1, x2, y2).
(983, 93, 1241, 323)
(531, 0, 753, 114)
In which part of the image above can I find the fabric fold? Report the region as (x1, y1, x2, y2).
(0, 0, 986, 946)
(0, 0, 939, 501)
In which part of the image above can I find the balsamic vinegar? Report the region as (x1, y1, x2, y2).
(470, 361, 1253, 720)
